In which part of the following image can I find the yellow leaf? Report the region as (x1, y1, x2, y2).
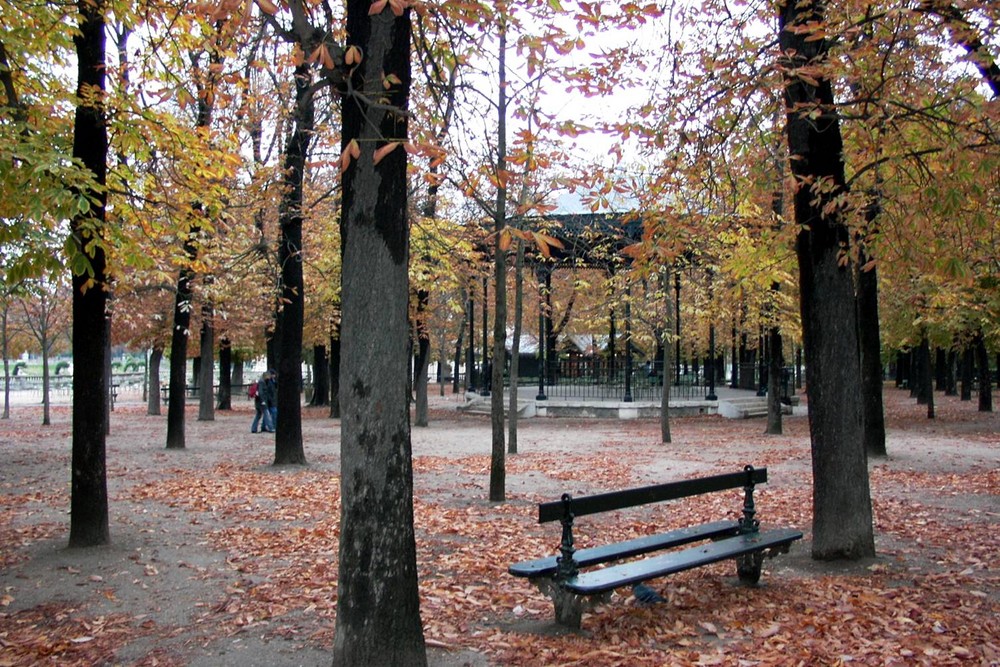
(498, 229, 512, 251)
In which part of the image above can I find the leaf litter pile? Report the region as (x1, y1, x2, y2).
(0, 389, 997, 666)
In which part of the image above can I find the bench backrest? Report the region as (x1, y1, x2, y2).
(538, 466, 767, 523)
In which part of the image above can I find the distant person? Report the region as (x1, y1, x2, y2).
(251, 372, 274, 433)
(264, 369, 278, 430)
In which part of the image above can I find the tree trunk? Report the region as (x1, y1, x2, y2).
(779, 0, 874, 560)
(508, 239, 525, 455)
(489, 17, 509, 503)
(975, 331, 993, 412)
(453, 296, 466, 394)
(274, 63, 313, 466)
(198, 304, 215, 421)
(960, 344, 973, 401)
(41, 338, 51, 426)
(217, 339, 232, 410)
(148, 346, 163, 415)
(332, 3, 425, 664)
(765, 322, 782, 435)
(165, 261, 193, 449)
(310, 344, 329, 406)
(414, 290, 430, 427)
(69, 0, 110, 548)
(857, 262, 886, 456)
(329, 327, 341, 419)
(2, 305, 10, 419)
(919, 332, 934, 419)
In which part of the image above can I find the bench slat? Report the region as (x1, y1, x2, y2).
(562, 527, 803, 595)
(538, 468, 767, 523)
(508, 520, 741, 579)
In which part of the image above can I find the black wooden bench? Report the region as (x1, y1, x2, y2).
(509, 465, 802, 627)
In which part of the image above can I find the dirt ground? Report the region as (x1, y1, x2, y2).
(1, 387, 997, 666)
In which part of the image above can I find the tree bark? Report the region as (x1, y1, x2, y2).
(508, 239, 525, 455)
(919, 332, 935, 419)
(217, 338, 232, 410)
(975, 331, 993, 412)
(198, 304, 215, 421)
(147, 346, 163, 415)
(329, 327, 341, 419)
(779, 0, 874, 560)
(857, 261, 886, 456)
(310, 344, 329, 406)
(332, 3, 425, 664)
(414, 290, 430, 427)
(165, 259, 193, 449)
(489, 16, 509, 503)
(960, 345, 973, 401)
(274, 63, 312, 465)
(69, 0, 110, 547)
(765, 321, 783, 435)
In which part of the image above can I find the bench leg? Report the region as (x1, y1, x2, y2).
(535, 579, 597, 629)
(737, 550, 764, 585)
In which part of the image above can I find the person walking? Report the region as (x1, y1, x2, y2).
(258, 369, 277, 432)
(250, 372, 274, 433)
(263, 369, 278, 431)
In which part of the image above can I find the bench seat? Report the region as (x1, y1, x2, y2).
(562, 527, 803, 595)
(509, 520, 740, 579)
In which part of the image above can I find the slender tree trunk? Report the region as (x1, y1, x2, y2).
(148, 346, 163, 415)
(217, 339, 232, 410)
(198, 304, 215, 421)
(274, 63, 313, 465)
(508, 240, 525, 455)
(453, 295, 466, 394)
(779, 0, 874, 560)
(919, 332, 934, 419)
(765, 321, 783, 435)
(975, 331, 993, 412)
(69, 0, 110, 547)
(489, 17, 509, 502)
(414, 290, 430, 427)
(332, 3, 425, 663)
(2, 306, 10, 419)
(960, 345, 973, 401)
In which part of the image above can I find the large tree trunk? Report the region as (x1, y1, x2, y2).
(274, 63, 312, 465)
(310, 344, 329, 406)
(332, 3, 425, 664)
(69, 0, 110, 547)
(779, 0, 874, 560)
(857, 261, 886, 456)
(147, 346, 163, 415)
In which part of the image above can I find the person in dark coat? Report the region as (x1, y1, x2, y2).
(251, 372, 274, 433)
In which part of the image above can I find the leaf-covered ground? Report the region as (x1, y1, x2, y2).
(0, 387, 997, 666)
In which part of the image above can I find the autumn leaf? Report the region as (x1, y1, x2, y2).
(373, 142, 400, 165)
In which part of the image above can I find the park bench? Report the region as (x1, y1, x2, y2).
(508, 465, 802, 627)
